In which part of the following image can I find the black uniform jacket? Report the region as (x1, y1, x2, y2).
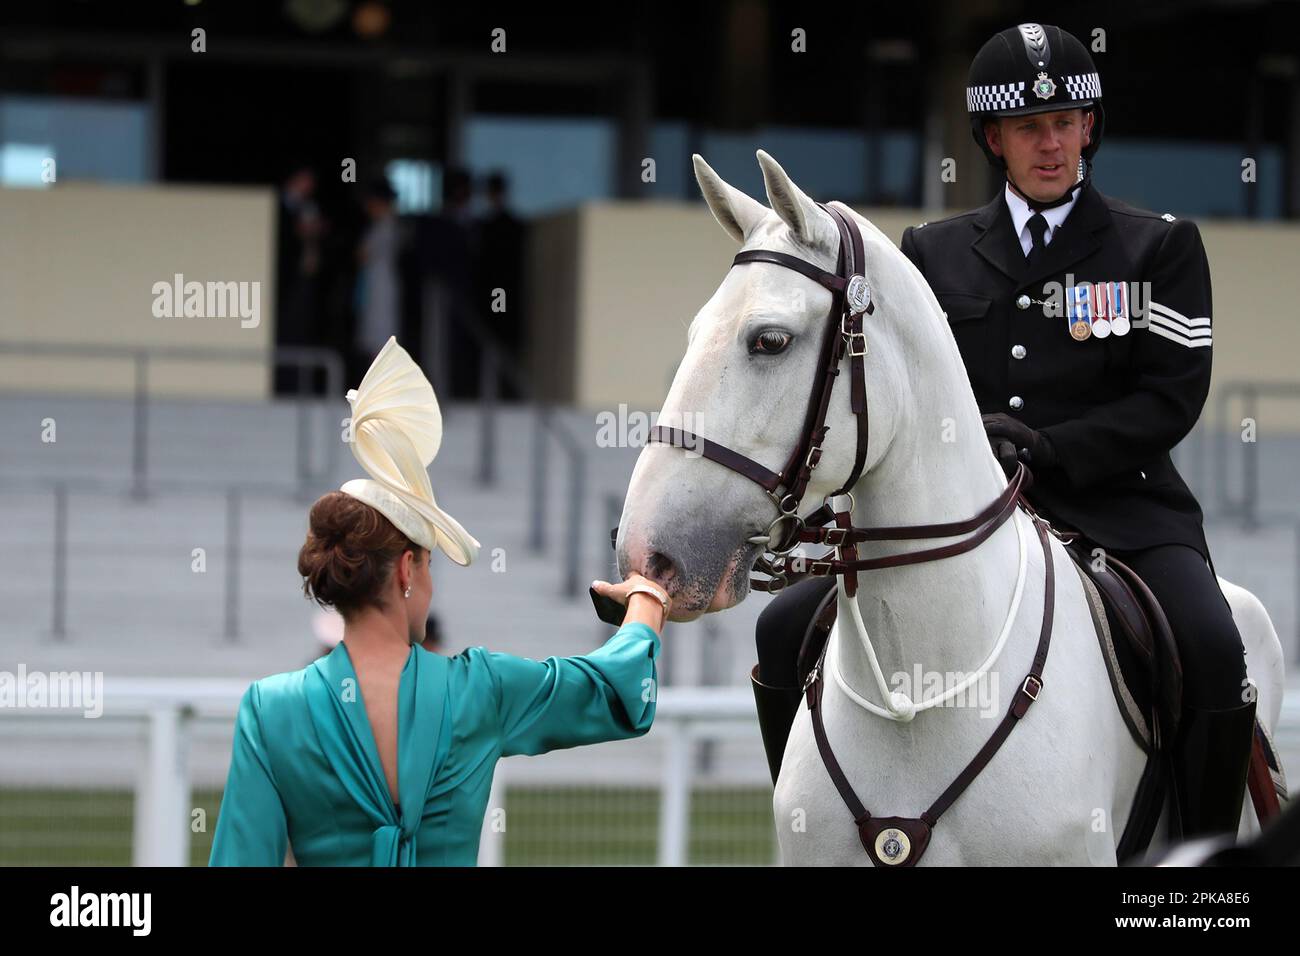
(900, 181, 1213, 557)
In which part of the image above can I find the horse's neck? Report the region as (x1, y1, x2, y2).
(831, 376, 1025, 698)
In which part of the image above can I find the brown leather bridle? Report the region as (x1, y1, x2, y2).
(635, 199, 1056, 868)
(646, 202, 1029, 596)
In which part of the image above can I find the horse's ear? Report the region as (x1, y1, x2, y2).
(757, 149, 831, 248)
(692, 153, 768, 244)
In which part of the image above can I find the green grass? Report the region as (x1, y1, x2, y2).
(0, 786, 777, 866)
(0, 788, 222, 866)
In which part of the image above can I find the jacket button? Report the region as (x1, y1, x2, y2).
(1009, 396, 1024, 410)
(1011, 344, 1027, 360)
(1015, 294, 1031, 310)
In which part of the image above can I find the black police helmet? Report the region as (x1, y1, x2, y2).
(967, 23, 1105, 169)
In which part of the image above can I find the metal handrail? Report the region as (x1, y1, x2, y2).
(0, 340, 344, 500)
(1213, 381, 1300, 528)
(1201, 510, 1300, 656)
(0, 475, 301, 643)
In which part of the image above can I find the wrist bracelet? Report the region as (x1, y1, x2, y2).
(626, 583, 670, 618)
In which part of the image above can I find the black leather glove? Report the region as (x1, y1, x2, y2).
(981, 413, 1056, 477)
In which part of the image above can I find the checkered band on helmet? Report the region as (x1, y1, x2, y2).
(965, 82, 1027, 113)
(1063, 72, 1101, 101)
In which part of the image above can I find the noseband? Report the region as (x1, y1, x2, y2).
(645, 202, 1029, 595)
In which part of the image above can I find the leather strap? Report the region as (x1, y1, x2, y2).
(731, 249, 847, 294)
(751, 463, 1030, 593)
(803, 463, 1029, 546)
(708, 203, 873, 519)
(835, 507, 859, 598)
(826, 204, 871, 499)
(765, 203, 857, 510)
(804, 512, 1055, 866)
(812, 466, 1026, 572)
(647, 424, 784, 493)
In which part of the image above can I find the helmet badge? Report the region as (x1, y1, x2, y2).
(1033, 72, 1057, 100)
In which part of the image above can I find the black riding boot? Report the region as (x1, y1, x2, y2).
(1170, 697, 1257, 839)
(750, 665, 803, 786)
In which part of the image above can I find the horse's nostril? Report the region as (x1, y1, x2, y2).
(645, 551, 679, 584)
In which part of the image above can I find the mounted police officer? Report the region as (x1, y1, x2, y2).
(752, 21, 1256, 844)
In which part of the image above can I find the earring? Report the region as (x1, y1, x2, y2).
(404, 586, 412, 598)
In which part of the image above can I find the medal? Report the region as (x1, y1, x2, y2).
(1067, 283, 1093, 341)
(1088, 281, 1112, 338)
(1109, 282, 1131, 336)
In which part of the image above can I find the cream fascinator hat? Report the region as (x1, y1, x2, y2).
(339, 336, 480, 566)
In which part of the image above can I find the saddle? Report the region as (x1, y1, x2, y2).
(1066, 540, 1289, 856)
(1062, 540, 1184, 859)
(1064, 540, 1182, 754)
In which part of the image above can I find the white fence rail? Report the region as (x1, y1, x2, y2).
(0, 681, 771, 866)
(4, 679, 1299, 866)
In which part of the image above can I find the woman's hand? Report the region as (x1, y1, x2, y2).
(591, 574, 671, 634)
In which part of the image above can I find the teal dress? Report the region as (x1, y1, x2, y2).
(209, 622, 659, 866)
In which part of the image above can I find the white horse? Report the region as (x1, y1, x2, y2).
(616, 149, 1286, 865)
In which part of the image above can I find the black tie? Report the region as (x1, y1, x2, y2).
(1025, 213, 1049, 267)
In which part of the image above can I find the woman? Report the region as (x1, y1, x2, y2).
(209, 337, 669, 866)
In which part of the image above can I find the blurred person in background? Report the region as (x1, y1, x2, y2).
(474, 171, 526, 400)
(210, 337, 666, 866)
(353, 177, 403, 383)
(415, 167, 479, 398)
(275, 163, 326, 395)
(421, 612, 443, 655)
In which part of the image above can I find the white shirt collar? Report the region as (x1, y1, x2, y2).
(1004, 182, 1080, 257)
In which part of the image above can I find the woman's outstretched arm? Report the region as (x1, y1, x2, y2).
(479, 575, 668, 757)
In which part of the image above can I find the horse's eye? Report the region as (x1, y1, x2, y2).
(751, 330, 792, 355)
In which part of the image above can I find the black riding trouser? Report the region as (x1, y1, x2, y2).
(1103, 542, 1248, 710)
(755, 542, 1248, 710)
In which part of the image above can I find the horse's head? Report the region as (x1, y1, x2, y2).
(617, 150, 949, 621)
